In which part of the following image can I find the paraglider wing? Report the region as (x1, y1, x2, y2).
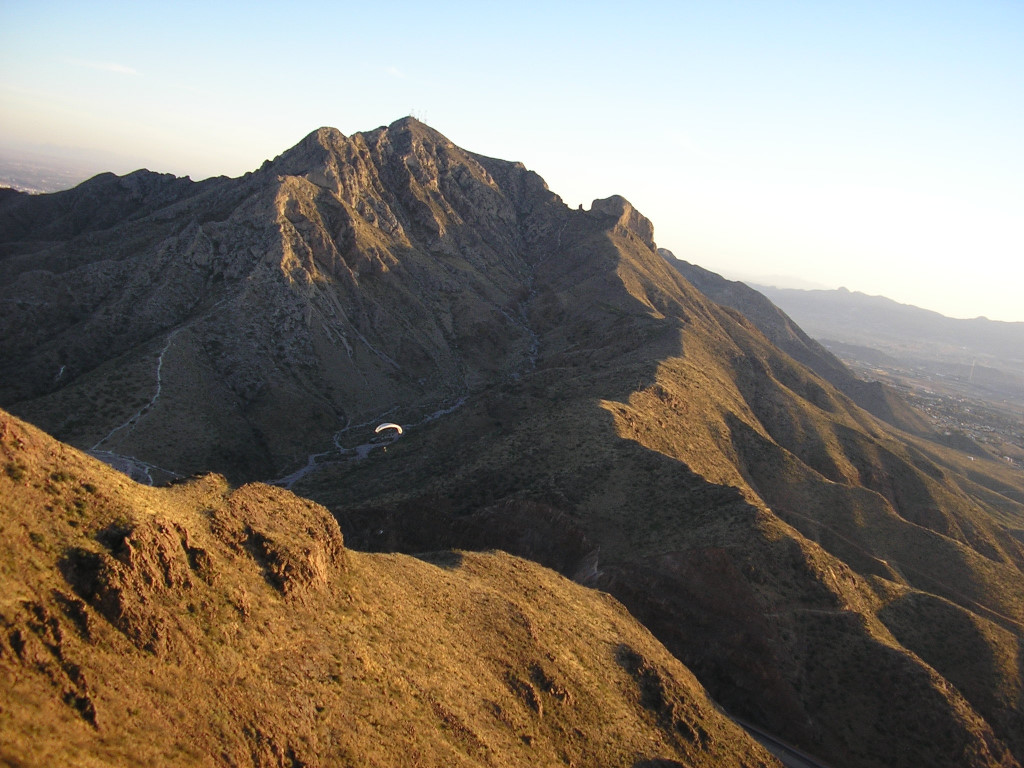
(374, 422, 404, 436)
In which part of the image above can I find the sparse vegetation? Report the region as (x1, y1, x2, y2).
(0, 410, 776, 768)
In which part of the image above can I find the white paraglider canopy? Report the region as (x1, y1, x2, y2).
(374, 422, 403, 436)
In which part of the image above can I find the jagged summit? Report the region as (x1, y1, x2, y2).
(0, 117, 578, 477)
(268, 124, 348, 171)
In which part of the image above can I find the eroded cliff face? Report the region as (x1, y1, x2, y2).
(2, 117, 1024, 768)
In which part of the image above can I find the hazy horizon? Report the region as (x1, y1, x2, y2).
(2, 1, 1021, 321)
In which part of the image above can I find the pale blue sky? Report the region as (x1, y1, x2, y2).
(2, 1, 1022, 321)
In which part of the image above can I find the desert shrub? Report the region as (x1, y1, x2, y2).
(4, 461, 26, 481)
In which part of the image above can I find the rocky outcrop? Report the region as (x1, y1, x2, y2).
(591, 194, 657, 251)
(212, 483, 348, 598)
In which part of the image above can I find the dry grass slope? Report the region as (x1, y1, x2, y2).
(0, 409, 778, 768)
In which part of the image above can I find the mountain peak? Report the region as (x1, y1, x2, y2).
(267, 125, 347, 178)
(387, 114, 429, 131)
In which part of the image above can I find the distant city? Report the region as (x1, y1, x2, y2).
(0, 148, 115, 194)
(829, 344, 1024, 469)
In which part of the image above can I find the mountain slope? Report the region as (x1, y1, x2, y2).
(665, 257, 935, 437)
(0, 408, 778, 768)
(3, 117, 1024, 767)
(0, 120, 550, 481)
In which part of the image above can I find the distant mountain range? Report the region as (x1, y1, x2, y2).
(752, 284, 1024, 375)
(2, 118, 1023, 768)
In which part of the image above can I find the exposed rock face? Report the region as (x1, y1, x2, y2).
(0, 119, 672, 483)
(211, 483, 348, 599)
(2, 117, 1024, 767)
(592, 195, 657, 251)
(0, 409, 776, 768)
